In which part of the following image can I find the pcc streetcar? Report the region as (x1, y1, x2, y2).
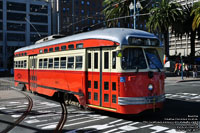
(14, 28, 165, 114)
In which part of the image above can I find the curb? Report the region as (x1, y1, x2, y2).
(176, 79, 200, 83)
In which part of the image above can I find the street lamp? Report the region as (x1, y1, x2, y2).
(129, 1, 141, 29)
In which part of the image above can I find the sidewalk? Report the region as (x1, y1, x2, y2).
(165, 76, 200, 83)
(0, 80, 25, 101)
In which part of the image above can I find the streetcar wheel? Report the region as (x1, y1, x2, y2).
(21, 84, 26, 91)
(62, 93, 70, 105)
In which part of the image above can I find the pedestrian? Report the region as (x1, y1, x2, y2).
(185, 64, 189, 78)
(193, 65, 198, 78)
(174, 63, 178, 76)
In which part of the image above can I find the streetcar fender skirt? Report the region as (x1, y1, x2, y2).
(36, 87, 57, 96)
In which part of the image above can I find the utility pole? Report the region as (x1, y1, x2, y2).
(133, 0, 136, 29)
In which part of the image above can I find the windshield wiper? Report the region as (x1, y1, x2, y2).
(146, 56, 161, 72)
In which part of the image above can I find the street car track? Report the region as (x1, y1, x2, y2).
(54, 102, 67, 132)
(1, 87, 33, 133)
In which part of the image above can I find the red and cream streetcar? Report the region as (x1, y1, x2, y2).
(14, 28, 165, 114)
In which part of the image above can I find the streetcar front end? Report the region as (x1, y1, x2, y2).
(116, 37, 165, 114)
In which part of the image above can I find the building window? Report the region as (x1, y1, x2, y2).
(30, 24, 48, 32)
(30, 4, 48, 14)
(87, 1, 90, 5)
(7, 33, 25, 41)
(81, 1, 84, 5)
(30, 14, 48, 23)
(7, 23, 25, 31)
(7, 2, 26, 11)
(7, 12, 26, 21)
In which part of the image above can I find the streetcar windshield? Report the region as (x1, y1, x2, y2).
(144, 48, 163, 69)
(122, 48, 147, 70)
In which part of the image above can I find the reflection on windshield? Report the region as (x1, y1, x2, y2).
(122, 48, 147, 70)
(145, 49, 163, 69)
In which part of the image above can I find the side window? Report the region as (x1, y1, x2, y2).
(49, 48, 53, 52)
(24, 60, 27, 68)
(48, 58, 53, 68)
(67, 57, 74, 69)
(61, 45, 66, 51)
(68, 44, 74, 50)
(44, 49, 48, 53)
(43, 58, 48, 68)
(104, 52, 109, 69)
(55, 47, 60, 51)
(54, 57, 59, 68)
(20, 61, 23, 68)
(112, 51, 116, 69)
(76, 43, 83, 49)
(39, 59, 43, 68)
(60, 57, 66, 69)
(17, 61, 20, 68)
(76, 56, 82, 69)
(88, 53, 91, 69)
(94, 52, 98, 69)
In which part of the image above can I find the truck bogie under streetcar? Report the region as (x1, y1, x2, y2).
(14, 28, 165, 114)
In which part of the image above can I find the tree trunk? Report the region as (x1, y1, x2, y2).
(164, 31, 169, 57)
(190, 30, 196, 58)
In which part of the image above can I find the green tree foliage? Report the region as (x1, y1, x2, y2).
(191, 2, 200, 31)
(102, 0, 150, 28)
(147, 0, 182, 57)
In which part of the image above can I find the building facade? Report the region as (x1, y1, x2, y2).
(169, 0, 200, 57)
(0, 0, 51, 69)
(59, 0, 104, 36)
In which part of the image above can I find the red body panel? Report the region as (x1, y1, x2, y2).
(14, 68, 164, 114)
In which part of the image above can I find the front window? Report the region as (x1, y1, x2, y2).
(145, 48, 163, 69)
(122, 48, 147, 70)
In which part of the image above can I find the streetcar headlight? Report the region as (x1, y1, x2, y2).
(148, 84, 153, 91)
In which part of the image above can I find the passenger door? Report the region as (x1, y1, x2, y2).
(86, 47, 118, 109)
(29, 55, 37, 92)
(86, 48, 101, 106)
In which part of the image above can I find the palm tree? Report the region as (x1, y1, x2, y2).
(102, 0, 151, 28)
(172, 4, 196, 58)
(102, 0, 130, 27)
(191, 2, 200, 31)
(146, 0, 182, 57)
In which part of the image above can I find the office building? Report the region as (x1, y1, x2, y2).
(59, 0, 104, 35)
(169, 0, 200, 57)
(0, 0, 51, 69)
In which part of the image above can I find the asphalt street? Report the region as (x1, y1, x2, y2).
(0, 77, 200, 133)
